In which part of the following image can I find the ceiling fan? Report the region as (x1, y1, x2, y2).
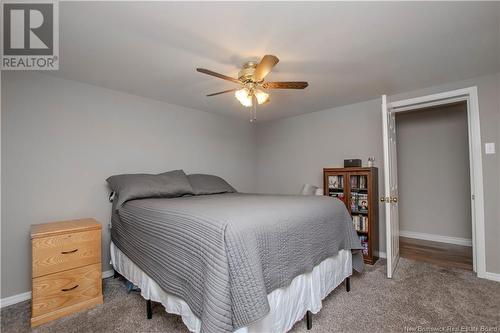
(196, 55, 308, 121)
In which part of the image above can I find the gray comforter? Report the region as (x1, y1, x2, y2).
(111, 193, 362, 333)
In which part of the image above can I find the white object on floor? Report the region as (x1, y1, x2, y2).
(110, 242, 352, 333)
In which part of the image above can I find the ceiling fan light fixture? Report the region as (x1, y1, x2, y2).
(254, 89, 270, 105)
(235, 88, 253, 107)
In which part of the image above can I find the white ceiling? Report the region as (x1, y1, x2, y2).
(48, 2, 500, 122)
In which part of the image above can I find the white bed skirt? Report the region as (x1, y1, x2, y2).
(110, 242, 352, 333)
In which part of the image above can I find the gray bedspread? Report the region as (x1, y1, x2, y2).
(111, 193, 362, 333)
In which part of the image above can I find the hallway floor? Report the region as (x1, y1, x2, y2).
(399, 236, 473, 270)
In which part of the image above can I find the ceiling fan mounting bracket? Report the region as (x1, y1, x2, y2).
(238, 61, 258, 82)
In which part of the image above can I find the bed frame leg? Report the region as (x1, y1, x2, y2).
(306, 310, 312, 330)
(147, 299, 152, 319)
(113, 269, 120, 279)
(345, 276, 351, 292)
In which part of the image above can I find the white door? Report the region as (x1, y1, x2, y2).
(381, 95, 400, 278)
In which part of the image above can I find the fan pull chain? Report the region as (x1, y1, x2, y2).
(250, 101, 257, 123)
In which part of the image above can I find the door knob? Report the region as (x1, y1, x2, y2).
(391, 197, 398, 203)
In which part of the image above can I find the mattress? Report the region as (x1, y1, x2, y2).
(110, 242, 352, 333)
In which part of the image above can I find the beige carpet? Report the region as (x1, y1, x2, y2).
(2, 258, 499, 333)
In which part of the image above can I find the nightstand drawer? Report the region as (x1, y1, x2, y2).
(32, 230, 101, 278)
(32, 263, 102, 318)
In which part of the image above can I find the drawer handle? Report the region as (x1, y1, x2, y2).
(61, 249, 78, 254)
(61, 285, 79, 292)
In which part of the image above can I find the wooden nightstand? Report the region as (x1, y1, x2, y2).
(30, 218, 103, 327)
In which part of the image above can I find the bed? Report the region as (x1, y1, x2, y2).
(107, 171, 363, 333)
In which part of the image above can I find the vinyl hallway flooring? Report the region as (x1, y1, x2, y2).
(399, 236, 473, 271)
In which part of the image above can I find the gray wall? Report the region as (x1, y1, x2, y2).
(2, 71, 500, 299)
(396, 103, 471, 239)
(1, 72, 257, 298)
(256, 72, 500, 274)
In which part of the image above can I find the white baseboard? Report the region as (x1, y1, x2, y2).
(480, 271, 500, 282)
(102, 269, 114, 279)
(375, 251, 387, 259)
(0, 291, 31, 308)
(1, 270, 115, 308)
(400, 230, 472, 247)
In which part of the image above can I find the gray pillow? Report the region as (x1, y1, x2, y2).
(106, 169, 194, 207)
(188, 174, 236, 195)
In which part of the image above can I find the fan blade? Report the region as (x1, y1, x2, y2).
(206, 88, 239, 97)
(262, 81, 309, 89)
(253, 55, 279, 82)
(196, 68, 241, 84)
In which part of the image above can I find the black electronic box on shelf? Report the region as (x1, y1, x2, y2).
(344, 159, 362, 168)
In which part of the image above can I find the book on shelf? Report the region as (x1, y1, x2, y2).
(352, 215, 369, 232)
(330, 192, 345, 201)
(350, 176, 358, 189)
(350, 193, 368, 212)
(359, 176, 367, 189)
(358, 193, 368, 212)
(362, 242, 368, 255)
(350, 193, 357, 211)
(358, 235, 369, 255)
(328, 175, 344, 189)
(350, 175, 367, 190)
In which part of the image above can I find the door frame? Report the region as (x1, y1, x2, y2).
(386, 86, 485, 278)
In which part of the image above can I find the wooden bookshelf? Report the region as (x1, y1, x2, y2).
(323, 167, 379, 265)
